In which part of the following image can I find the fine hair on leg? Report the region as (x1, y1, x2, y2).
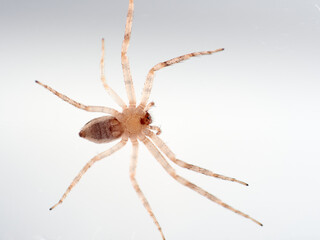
(121, 0, 136, 106)
(50, 137, 128, 210)
(143, 129, 248, 186)
(129, 139, 165, 240)
(139, 134, 263, 226)
(100, 38, 127, 109)
(139, 48, 224, 108)
(35, 80, 120, 117)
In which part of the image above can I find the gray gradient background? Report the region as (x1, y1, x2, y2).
(1, 0, 320, 239)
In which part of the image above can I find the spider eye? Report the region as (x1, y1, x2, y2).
(146, 113, 152, 121)
(140, 113, 152, 125)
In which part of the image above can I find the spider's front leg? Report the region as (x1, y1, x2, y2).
(139, 134, 263, 227)
(139, 49, 224, 108)
(144, 129, 248, 186)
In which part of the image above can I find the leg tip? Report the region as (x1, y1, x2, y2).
(49, 202, 59, 210)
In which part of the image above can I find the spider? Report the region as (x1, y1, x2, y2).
(36, 0, 262, 239)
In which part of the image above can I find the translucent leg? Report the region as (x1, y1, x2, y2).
(144, 129, 248, 186)
(50, 137, 128, 210)
(35, 80, 120, 117)
(100, 38, 127, 109)
(129, 139, 165, 240)
(139, 134, 263, 226)
(121, 0, 136, 106)
(139, 48, 224, 108)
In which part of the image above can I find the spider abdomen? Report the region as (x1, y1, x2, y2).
(79, 116, 124, 144)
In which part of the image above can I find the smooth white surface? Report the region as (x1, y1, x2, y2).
(1, 0, 320, 239)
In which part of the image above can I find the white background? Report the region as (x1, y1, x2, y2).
(1, 0, 320, 239)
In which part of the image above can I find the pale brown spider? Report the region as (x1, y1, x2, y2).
(36, 0, 262, 239)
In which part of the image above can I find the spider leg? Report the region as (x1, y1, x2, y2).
(35, 81, 120, 117)
(139, 48, 224, 108)
(139, 134, 263, 226)
(100, 38, 127, 109)
(121, 0, 136, 107)
(144, 129, 248, 186)
(130, 139, 165, 240)
(49, 137, 128, 210)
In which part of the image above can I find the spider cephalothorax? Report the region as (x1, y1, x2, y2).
(36, 0, 262, 239)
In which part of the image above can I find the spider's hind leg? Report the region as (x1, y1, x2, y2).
(49, 137, 128, 210)
(35, 81, 119, 116)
